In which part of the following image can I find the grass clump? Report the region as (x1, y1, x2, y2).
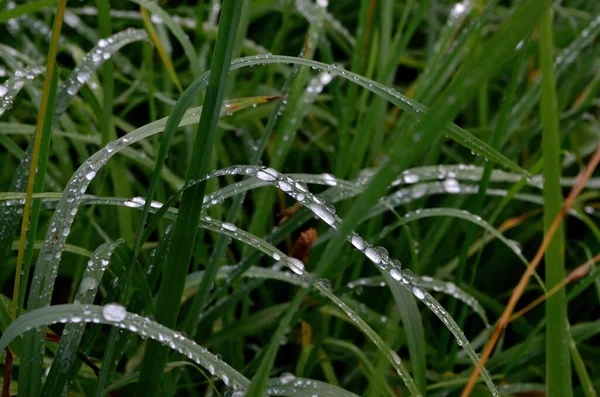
(1, 1, 599, 396)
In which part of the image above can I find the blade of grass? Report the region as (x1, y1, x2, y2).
(0, 0, 57, 23)
(96, 1, 135, 244)
(385, 277, 426, 393)
(181, 89, 293, 336)
(13, 2, 66, 396)
(41, 240, 124, 397)
(16, 64, 59, 316)
(539, 10, 571, 395)
(568, 330, 597, 397)
(136, 1, 242, 394)
(1, 304, 251, 391)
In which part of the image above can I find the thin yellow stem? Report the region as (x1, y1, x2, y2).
(11, 0, 68, 318)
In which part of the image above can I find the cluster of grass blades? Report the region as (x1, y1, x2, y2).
(1, 0, 599, 396)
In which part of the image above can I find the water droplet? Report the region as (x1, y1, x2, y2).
(404, 173, 419, 183)
(280, 372, 296, 384)
(222, 222, 237, 232)
(288, 258, 305, 275)
(350, 235, 365, 250)
(443, 178, 460, 193)
(309, 203, 336, 226)
(278, 180, 293, 191)
(80, 277, 97, 291)
(412, 287, 425, 300)
(390, 268, 402, 281)
(76, 71, 91, 84)
(102, 303, 127, 322)
(256, 170, 276, 181)
(322, 173, 337, 186)
(364, 247, 381, 264)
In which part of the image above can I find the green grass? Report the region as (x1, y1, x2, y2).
(1, 1, 600, 396)
(539, 8, 572, 397)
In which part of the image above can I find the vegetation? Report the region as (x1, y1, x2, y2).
(0, 0, 599, 396)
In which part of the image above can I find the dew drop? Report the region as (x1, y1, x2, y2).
(443, 178, 460, 193)
(404, 173, 419, 183)
(280, 372, 296, 384)
(102, 303, 127, 322)
(256, 170, 276, 181)
(288, 258, 305, 275)
(222, 222, 237, 232)
(76, 71, 91, 84)
(412, 287, 425, 300)
(364, 247, 381, 264)
(350, 235, 365, 250)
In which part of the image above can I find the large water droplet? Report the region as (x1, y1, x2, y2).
(390, 268, 402, 281)
(288, 258, 305, 275)
(364, 247, 381, 264)
(412, 287, 425, 300)
(443, 178, 460, 193)
(102, 303, 127, 322)
(222, 222, 237, 232)
(404, 173, 419, 183)
(76, 71, 91, 84)
(280, 372, 296, 384)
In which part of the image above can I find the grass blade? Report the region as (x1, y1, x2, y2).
(16, 64, 59, 316)
(41, 240, 124, 397)
(97, 0, 135, 245)
(539, 8, 571, 397)
(0, 304, 251, 391)
(385, 278, 426, 393)
(137, 0, 243, 394)
(0, 0, 57, 22)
